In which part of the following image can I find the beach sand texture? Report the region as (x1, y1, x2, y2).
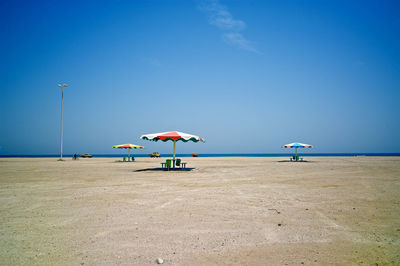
(0, 157, 399, 265)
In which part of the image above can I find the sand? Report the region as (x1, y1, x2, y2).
(0, 156, 399, 265)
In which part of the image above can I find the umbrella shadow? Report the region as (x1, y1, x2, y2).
(134, 167, 196, 172)
(277, 160, 312, 163)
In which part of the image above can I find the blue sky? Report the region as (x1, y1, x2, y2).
(1, 0, 399, 155)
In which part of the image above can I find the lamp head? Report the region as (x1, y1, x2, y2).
(58, 84, 68, 87)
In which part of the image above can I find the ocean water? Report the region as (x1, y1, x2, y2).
(0, 153, 399, 158)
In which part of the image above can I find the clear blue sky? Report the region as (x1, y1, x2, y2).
(1, 0, 399, 155)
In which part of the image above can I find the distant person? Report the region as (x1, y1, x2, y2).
(73, 153, 77, 160)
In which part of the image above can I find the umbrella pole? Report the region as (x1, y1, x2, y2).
(173, 140, 176, 168)
(295, 147, 298, 160)
(128, 148, 130, 161)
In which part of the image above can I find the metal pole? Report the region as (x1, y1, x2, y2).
(295, 147, 298, 160)
(173, 140, 176, 168)
(58, 84, 67, 161)
(60, 86, 64, 160)
(128, 148, 130, 161)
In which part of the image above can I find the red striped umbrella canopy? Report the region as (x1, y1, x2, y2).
(141, 131, 205, 142)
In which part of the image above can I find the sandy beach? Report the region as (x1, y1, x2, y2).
(0, 156, 399, 265)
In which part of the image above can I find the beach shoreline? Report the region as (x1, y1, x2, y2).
(1, 156, 399, 265)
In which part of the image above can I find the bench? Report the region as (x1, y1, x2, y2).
(161, 160, 187, 169)
(290, 156, 304, 162)
(161, 159, 172, 170)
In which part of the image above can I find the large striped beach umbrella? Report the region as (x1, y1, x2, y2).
(140, 131, 205, 165)
(112, 144, 144, 161)
(282, 142, 312, 157)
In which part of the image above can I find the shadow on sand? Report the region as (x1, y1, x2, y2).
(134, 167, 196, 172)
(277, 160, 312, 163)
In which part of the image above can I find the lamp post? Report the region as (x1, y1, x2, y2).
(58, 84, 68, 161)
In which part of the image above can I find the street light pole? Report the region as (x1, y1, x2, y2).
(58, 84, 68, 161)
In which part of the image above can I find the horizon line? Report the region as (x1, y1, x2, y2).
(1, 152, 399, 158)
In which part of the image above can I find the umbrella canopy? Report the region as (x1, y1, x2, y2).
(141, 131, 205, 142)
(112, 144, 144, 161)
(282, 142, 312, 148)
(113, 144, 144, 149)
(140, 131, 205, 165)
(282, 142, 312, 157)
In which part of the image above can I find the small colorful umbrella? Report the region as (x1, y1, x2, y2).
(140, 131, 205, 166)
(112, 144, 144, 161)
(282, 142, 312, 158)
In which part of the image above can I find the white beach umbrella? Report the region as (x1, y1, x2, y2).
(140, 131, 205, 166)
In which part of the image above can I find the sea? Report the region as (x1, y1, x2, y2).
(0, 153, 399, 158)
